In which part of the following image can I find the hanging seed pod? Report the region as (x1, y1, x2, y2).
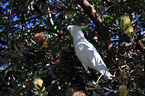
(34, 33, 47, 48)
(119, 84, 127, 96)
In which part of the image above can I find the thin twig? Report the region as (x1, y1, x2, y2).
(96, 74, 103, 84)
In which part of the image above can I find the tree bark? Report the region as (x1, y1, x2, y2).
(76, 0, 116, 65)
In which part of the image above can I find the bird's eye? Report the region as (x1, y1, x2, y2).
(69, 27, 72, 30)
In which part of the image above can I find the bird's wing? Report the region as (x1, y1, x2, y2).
(75, 40, 99, 68)
(75, 40, 108, 73)
(74, 39, 113, 79)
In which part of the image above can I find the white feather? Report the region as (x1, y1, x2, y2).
(67, 25, 114, 79)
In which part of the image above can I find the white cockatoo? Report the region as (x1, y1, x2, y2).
(67, 25, 114, 79)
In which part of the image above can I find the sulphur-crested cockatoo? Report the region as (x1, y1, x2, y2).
(67, 25, 114, 79)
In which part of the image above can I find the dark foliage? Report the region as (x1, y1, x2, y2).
(0, 0, 145, 96)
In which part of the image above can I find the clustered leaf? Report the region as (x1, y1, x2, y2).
(0, 0, 144, 96)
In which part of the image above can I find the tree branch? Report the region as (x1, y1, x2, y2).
(76, 0, 116, 65)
